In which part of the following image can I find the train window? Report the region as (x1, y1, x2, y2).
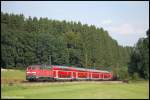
(31, 66, 35, 70)
(27, 67, 32, 70)
(31, 66, 40, 70)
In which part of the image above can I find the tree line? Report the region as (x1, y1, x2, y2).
(1, 12, 148, 80)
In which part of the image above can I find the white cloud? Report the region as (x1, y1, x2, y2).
(103, 23, 148, 46)
(102, 19, 112, 25)
(107, 23, 146, 36)
(111, 24, 134, 35)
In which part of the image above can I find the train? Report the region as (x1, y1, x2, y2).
(26, 65, 113, 81)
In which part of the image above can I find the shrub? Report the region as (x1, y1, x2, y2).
(132, 72, 140, 80)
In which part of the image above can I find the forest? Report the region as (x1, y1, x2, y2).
(1, 12, 149, 80)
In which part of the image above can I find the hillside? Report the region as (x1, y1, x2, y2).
(1, 12, 132, 79)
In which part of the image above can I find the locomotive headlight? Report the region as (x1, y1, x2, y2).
(27, 72, 36, 74)
(32, 72, 36, 74)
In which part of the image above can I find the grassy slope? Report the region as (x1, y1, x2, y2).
(1, 69, 149, 99)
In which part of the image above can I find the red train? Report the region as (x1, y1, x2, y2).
(26, 65, 113, 81)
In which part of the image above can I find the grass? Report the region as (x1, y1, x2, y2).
(1, 69, 149, 99)
(1, 69, 25, 83)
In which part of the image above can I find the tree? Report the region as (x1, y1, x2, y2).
(128, 29, 149, 79)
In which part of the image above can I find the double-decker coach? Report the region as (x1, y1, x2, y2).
(26, 65, 113, 81)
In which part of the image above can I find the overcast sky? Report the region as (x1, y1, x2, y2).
(1, 1, 149, 46)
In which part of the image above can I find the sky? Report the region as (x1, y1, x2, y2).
(1, 1, 149, 46)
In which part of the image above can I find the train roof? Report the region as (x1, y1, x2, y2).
(29, 64, 50, 67)
(53, 65, 110, 73)
(28, 65, 110, 73)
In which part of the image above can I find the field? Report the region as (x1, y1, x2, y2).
(1, 69, 149, 99)
(1, 69, 25, 84)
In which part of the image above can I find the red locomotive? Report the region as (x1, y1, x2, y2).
(26, 65, 113, 81)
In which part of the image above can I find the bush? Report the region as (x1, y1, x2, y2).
(132, 72, 140, 80)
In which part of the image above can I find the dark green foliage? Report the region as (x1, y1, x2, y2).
(128, 29, 149, 79)
(132, 72, 140, 80)
(1, 12, 133, 78)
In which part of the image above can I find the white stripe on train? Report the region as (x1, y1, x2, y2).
(27, 72, 36, 74)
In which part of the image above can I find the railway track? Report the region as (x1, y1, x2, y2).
(4, 80, 126, 86)
(21, 80, 124, 84)
(18, 80, 126, 87)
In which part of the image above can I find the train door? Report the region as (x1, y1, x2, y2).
(73, 72, 76, 79)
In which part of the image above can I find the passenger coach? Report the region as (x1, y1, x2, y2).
(26, 65, 113, 81)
